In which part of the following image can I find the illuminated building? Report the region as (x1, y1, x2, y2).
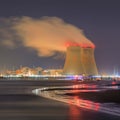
(15, 67, 43, 76)
(42, 69, 63, 75)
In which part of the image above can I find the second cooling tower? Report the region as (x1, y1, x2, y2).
(63, 46, 98, 76)
(81, 47, 98, 75)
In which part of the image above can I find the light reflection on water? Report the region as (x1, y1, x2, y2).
(33, 83, 120, 118)
(69, 100, 81, 120)
(68, 86, 101, 120)
(72, 84, 97, 89)
(68, 85, 100, 112)
(72, 83, 120, 91)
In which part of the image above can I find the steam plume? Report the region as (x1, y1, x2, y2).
(0, 16, 94, 57)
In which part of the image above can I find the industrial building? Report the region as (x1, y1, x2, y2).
(63, 45, 98, 76)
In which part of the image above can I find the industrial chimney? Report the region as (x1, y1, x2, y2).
(63, 46, 85, 75)
(81, 47, 98, 76)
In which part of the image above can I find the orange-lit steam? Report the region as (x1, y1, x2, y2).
(12, 16, 94, 56)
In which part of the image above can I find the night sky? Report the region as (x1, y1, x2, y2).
(0, 0, 120, 74)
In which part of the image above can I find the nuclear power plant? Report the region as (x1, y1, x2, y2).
(63, 45, 98, 76)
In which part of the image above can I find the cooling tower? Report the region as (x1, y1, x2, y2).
(63, 46, 85, 75)
(81, 47, 98, 76)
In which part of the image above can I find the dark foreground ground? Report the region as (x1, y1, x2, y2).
(0, 79, 119, 120)
(0, 94, 120, 120)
